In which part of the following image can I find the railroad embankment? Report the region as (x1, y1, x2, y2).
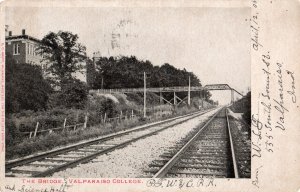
(6, 92, 214, 160)
(229, 92, 251, 125)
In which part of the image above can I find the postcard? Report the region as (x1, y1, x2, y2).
(0, 0, 299, 192)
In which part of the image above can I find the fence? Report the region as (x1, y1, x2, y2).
(18, 104, 177, 139)
(20, 120, 86, 139)
(19, 109, 141, 139)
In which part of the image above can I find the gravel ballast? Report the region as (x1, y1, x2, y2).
(52, 108, 221, 178)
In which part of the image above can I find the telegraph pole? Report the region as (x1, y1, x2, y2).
(188, 76, 191, 105)
(231, 89, 234, 104)
(144, 72, 146, 118)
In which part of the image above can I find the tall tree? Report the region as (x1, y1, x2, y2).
(93, 56, 203, 89)
(5, 53, 52, 113)
(38, 31, 87, 87)
(86, 58, 96, 88)
(92, 56, 213, 101)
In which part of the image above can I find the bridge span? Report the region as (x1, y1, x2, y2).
(89, 73, 243, 118)
(90, 84, 243, 97)
(90, 86, 204, 94)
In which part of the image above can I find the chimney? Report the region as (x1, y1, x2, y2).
(9, 31, 12, 36)
(5, 25, 9, 36)
(22, 29, 26, 35)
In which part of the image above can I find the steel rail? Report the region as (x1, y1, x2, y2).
(31, 108, 217, 177)
(152, 107, 223, 178)
(225, 108, 239, 178)
(6, 108, 216, 176)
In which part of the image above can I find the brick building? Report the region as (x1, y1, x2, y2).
(5, 29, 43, 67)
(5, 28, 87, 84)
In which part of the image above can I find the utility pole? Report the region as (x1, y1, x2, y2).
(144, 72, 146, 118)
(188, 76, 191, 105)
(231, 89, 234, 104)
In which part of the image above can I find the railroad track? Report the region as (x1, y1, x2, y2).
(146, 107, 241, 178)
(5, 107, 218, 178)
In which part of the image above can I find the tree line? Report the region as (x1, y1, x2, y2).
(88, 56, 212, 101)
(6, 31, 211, 114)
(89, 56, 201, 89)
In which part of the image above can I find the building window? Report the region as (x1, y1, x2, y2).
(28, 44, 31, 55)
(28, 44, 33, 55)
(33, 45, 36, 56)
(27, 44, 30, 55)
(13, 44, 20, 55)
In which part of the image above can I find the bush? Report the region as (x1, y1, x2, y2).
(230, 91, 251, 125)
(126, 93, 144, 105)
(242, 92, 251, 125)
(10, 107, 86, 133)
(98, 99, 118, 118)
(5, 118, 19, 146)
(86, 95, 119, 126)
(242, 109, 251, 125)
(55, 79, 88, 109)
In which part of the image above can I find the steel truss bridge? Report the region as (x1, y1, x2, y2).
(90, 83, 243, 107)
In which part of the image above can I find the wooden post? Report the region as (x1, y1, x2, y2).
(199, 90, 201, 108)
(29, 132, 32, 138)
(33, 122, 39, 138)
(120, 110, 123, 122)
(159, 104, 162, 117)
(201, 90, 204, 108)
(73, 125, 77, 131)
(104, 113, 107, 123)
(144, 72, 147, 118)
(131, 109, 134, 119)
(188, 76, 191, 105)
(84, 114, 88, 129)
(63, 118, 67, 130)
(75, 112, 79, 123)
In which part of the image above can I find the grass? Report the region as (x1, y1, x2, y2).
(6, 105, 212, 160)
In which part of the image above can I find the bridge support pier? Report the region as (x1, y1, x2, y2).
(174, 92, 177, 105)
(160, 92, 163, 105)
(158, 92, 173, 105)
(175, 95, 185, 106)
(231, 89, 234, 104)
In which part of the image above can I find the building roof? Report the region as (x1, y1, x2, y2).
(5, 35, 41, 43)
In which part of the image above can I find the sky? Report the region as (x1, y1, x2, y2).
(6, 6, 250, 104)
